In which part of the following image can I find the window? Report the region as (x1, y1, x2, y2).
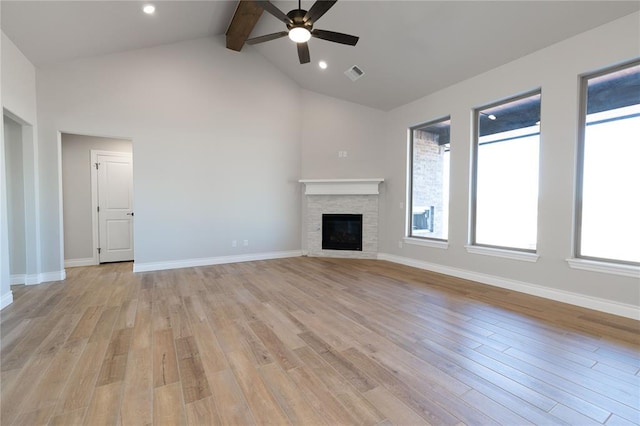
(408, 117, 450, 240)
(576, 61, 640, 265)
(471, 92, 541, 251)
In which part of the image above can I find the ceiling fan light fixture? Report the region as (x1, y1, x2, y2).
(289, 27, 311, 43)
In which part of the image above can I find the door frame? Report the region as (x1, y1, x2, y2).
(3, 108, 42, 286)
(90, 149, 133, 265)
(57, 131, 134, 271)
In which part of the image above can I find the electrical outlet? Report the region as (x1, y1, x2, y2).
(398, 240, 403, 248)
(399, 202, 404, 209)
(232, 240, 237, 247)
(243, 240, 249, 247)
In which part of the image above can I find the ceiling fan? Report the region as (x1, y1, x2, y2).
(246, 0, 359, 64)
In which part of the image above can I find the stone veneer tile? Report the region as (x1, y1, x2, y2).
(307, 195, 378, 259)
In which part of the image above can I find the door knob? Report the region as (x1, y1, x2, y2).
(126, 212, 134, 216)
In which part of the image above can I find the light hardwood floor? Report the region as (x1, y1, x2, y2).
(1, 257, 638, 425)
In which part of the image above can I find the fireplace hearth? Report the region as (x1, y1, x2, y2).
(322, 214, 363, 251)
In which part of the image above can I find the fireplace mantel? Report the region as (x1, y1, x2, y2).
(299, 178, 384, 195)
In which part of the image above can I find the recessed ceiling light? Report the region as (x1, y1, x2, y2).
(143, 4, 156, 14)
(319, 61, 328, 70)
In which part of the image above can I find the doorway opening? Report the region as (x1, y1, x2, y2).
(3, 109, 39, 288)
(61, 134, 134, 266)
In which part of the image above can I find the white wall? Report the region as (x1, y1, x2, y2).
(0, 21, 9, 308)
(36, 36, 302, 270)
(1, 33, 37, 123)
(379, 12, 640, 315)
(1, 31, 39, 306)
(61, 134, 132, 261)
(4, 115, 25, 275)
(301, 90, 386, 179)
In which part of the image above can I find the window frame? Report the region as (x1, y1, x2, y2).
(573, 59, 640, 267)
(470, 89, 542, 253)
(407, 115, 451, 242)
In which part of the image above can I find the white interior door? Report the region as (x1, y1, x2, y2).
(97, 153, 133, 263)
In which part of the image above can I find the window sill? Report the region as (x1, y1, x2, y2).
(404, 237, 448, 249)
(465, 245, 539, 262)
(566, 258, 640, 278)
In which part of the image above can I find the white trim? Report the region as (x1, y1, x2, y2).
(37, 270, 66, 284)
(299, 179, 384, 195)
(465, 245, 539, 262)
(57, 132, 66, 277)
(378, 252, 639, 320)
(24, 274, 40, 285)
(65, 258, 98, 268)
(133, 250, 303, 273)
(11, 270, 66, 285)
(566, 258, 640, 279)
(10, 274, 26, 285)
(11, 274, 39, 285)
(0, 291, 13, 310)
(404, 237, 448, 249)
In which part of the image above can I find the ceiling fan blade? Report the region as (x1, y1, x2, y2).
(304, 0, 337, 23)
(312, 29, 359, 46)
(297, 42, 310, 64)
(246, 31, 288, 45)
(255, 1, 293, 24)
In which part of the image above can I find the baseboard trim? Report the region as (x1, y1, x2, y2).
(38, 270, 66, 284)
(65, 258, 97, 268)
(13, 271, 67, 286)
(133, 250, 303, 273)
(10, 274, 26, 285)
(378, 252, 639, 320)
(0, 291, 14, 310)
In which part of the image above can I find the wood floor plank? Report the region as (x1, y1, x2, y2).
(48, 408, 86, 426)
(0, 258, 637, 426)
(153, 328, 179, 388)
(0, 352, 56, 425)
(83, 381, 123, 426)
(12, 404, 56, 426)
(226, 349, 290, 425)
(184, 396, 220, 426)
(153, 382, 186, 426)
(209, 369, 256, 425)
(298, 330, 377, 393)
(259, 362, 329, 425)
(249, 319, 302, 371)
(363, 385, 429, 425)
(120, 348, 153, 426)
(175, 335, 212, 404)
(287, 365, 360, 425)
(96, 327, 133, 387)
(67, 305, 103, 343)
(19, 339, 86, 415)
(53, 339, 110, 415)
(294, 345, 385, 425)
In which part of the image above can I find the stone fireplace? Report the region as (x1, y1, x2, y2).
(300, 179, 383, 259)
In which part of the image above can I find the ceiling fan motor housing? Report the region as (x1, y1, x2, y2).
(286, 9, 313, 31)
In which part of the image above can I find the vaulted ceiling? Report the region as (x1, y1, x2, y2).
(2, 1, 638, 110)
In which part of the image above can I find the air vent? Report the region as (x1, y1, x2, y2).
(344, 65, 365, 82)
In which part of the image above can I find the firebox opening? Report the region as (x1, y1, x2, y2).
(322, 214, 363, 251)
